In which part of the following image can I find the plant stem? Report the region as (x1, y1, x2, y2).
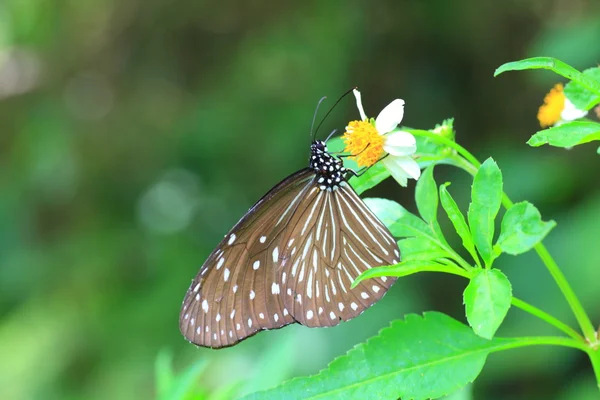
(532, 244, 598, 345)
(588, 348, 600, 389)
(491, 335, 589, 353)
(411, 130, 596, 344)
(511, 297, 582, 341)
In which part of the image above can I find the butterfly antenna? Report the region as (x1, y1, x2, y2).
(310, 96, 328, 141)
(324, 129, 338, 143)
(313, 86, 357, 140)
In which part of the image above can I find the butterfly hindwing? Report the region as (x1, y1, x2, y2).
(280, 182, 399, 327)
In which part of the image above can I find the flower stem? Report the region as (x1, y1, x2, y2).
(411, 129, 596, 344)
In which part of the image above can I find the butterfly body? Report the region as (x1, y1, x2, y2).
(180, 140, 400, 348)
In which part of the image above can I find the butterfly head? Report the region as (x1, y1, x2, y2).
(309, 140, 347, 191)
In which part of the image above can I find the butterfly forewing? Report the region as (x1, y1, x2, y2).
(180, 141, 400, 348)
(180, 169, 316, 347)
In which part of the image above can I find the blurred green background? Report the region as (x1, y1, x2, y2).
(1, 0, 600, 399)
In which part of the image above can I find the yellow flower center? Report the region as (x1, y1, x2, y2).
(537, 83, 565, 128)
(343, 120, 384, 167)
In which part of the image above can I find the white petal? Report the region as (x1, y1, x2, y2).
(382, 156, 421, 187)
(353, 89, 367, 121)
(383, 131, 416, 156)
(560, 98, 588, 121)
(382, 157, 408, 187)
(375, 99, 405, 134)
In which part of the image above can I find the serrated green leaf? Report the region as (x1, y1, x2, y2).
(415, 166, 438, 224)
(349, 162, 391, 195)
(527, 121, 600, 148)
(440, 183, 479, 264)
(564, 66, 600, 110)
(398, 237, 449, 262)
(494, 57, 600, 96)
(353, 260, 468, 287)
(496, 201, 556, 255)
(243, 312, 509, 400)
(467, 159, 503, 267)
(363, 198, 431, 238)
(464, 269, 512, 339)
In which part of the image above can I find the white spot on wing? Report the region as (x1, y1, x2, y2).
(351, 302, 358, 311)
(306, 310, 314, 320)
(202, 300, 208, 313)
(253, 260, 260, 270)
(329, 311, 336, 320)
(217, 257, 225, 270)
(250, 290, 255, 300)
(228, 233, 236, 245)
(272, 247, 279, 263)
(223, 268, 230, 281)
(260, 235, 267, 243)
(271, 282, 280, 294)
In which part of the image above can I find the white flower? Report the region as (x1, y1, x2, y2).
(559, 98, 588, 123)
(343, 89, 420, 187)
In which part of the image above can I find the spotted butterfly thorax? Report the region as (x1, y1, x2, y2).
(179, 139, 400, 348)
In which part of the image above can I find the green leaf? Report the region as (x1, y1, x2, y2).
(440, 183, 479, 264)
(464, 269, 512, 339)
(564, 66, 600, 110)
(243, 312, 507, 400)
(494, 57, 600, 96)
(415, 166, 438, 224)
(496, 201, 556, 255)
(467, 159, 503, 267)
(527, 121, 600, 148)
(353, 260, 467, 287)
(398, 237, 449, 262)
(349, 162, 391, 195)
(363, 198, 431, 238)
(442, 384, 473, 400)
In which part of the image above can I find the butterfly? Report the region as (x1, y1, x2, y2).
(179, 139, 400, 348)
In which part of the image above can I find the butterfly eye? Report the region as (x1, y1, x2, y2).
(179, 140, 399, 348)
